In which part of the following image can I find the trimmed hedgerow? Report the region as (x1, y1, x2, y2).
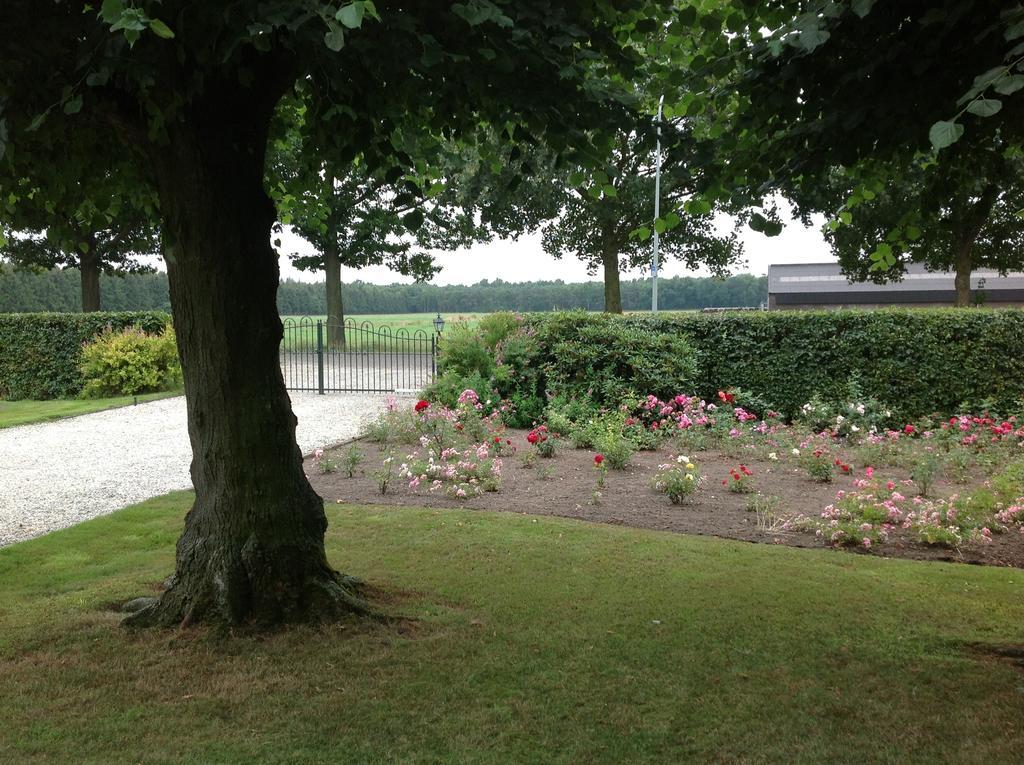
(515, 309, 1024, 421)
(0, 311, 171, 400)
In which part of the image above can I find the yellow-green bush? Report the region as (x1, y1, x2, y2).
(79, 326, 182, 398)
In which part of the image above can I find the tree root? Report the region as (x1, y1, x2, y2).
(122, 567, 372, 630)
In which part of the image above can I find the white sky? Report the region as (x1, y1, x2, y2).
(134, 202, 834, 285)
(275, 202, 836, 285)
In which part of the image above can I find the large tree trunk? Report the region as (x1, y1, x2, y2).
(324, 238, 346, 350)
(601, 239, 622, 314)
(125, 76, 364, 628)
(79, 243, 101, 312)
(953, 244, 972, 308)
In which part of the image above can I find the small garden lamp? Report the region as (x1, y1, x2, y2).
(432, 313, 445, 334)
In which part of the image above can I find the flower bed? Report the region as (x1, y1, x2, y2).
(307, 391, 1024, 569)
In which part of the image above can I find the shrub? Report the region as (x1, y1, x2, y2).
(799, 449, 835, 483)
(593, 425, 635, 470)
(652, 456, 701, 505)
(531, 311, 697, 405)
(520, 309, 1024, 421)
(492, 326, 544, 428)
(424, 370, 492, 410)
(910, 452, 941, 497)
(437, 321, 493, 378)
(725, 464, 754, 493)
(526, 425, 557, 457)
(79, 326, 182, 398)
(0, 311, 171, 399)
(477, 311, 522, 350)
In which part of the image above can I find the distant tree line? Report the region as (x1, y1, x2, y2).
(0, 266, 767, 314)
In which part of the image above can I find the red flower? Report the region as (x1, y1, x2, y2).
(722, 480, 728, 486)
(594, 454, 604, 465)
(903, 424, 916, 435)
(414, 399, 430, 413)
(527, 432, 539, 444)
(733, 473, 741, 481)
(834, 458, 841, 466)
(717, 390, 736, 404)
(740, 465, 752, 476)
(506, 439, 512, 445)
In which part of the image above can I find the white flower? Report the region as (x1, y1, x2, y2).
(884, 410, 892, 418)
(851, 425, 860, 433)
(685, 473, 694, 481)
(836, 414, 845, 424)
(768, 452, 778, 461)
(677, 455, 690, 463)
(856, 404, 866, 415)
(792, 448, 800, 456)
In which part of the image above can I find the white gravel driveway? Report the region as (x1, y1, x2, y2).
(0, 392, 400, 547)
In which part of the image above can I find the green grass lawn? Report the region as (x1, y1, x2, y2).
(2, 494, 1023, 763)
(0, 390, 182, 429)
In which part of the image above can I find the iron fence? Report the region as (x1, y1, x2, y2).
(280, 317, 436, 393)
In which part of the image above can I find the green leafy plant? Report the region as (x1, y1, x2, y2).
(527, 425, 557, 458)
(376, 450, 396, 496)
(593, 426, 635, 471)
(437, 321, 493, 378)
(652, 456, 700, 505)
(799, 449, 835, 483)
(746, 494, 785, 534)
(725, 464, 754, 493)
(79, 325, 181, 398)
(911, 452, 941, 497)
(312, 448, 338, 475)
(342, 444, 364, 478)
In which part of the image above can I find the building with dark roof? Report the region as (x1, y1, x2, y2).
(767, 262, 1024, 310)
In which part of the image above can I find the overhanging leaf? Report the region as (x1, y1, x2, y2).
(928, 120, 963, 150)
(148, 19, 175, 39)
(965, 98, 1002, 117)
(336, 3, 365, 29)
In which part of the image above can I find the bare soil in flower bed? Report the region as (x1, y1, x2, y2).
(307, 431, 1024, 569)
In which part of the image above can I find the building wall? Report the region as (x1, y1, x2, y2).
(767, 263, 1024, 310)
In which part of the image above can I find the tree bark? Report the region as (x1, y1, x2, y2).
(324, 238, 346, 350)
(601, 238, 623, 314)
(951, 181, 999, 308)
(953, 243, 973, 308)
(79, 242, 101, 312)
(125, 75, 365, 628)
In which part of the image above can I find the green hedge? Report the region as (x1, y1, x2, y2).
(522, 309, 1024, 420)
(0, 312, 172, 400)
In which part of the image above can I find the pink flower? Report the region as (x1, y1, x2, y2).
(865, 466, 874, 479)
(862, 538, 872, 549)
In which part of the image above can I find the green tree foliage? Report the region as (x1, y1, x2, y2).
(0, 0, 678, 627)
(268, 102, 488, 347)
(0, 160, 160, 312)
(815, 145, 1024, 306)
(540, 127, 743, 313)
(676, 2, 1024, 296)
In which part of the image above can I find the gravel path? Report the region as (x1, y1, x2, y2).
(0, 392, 402, 547)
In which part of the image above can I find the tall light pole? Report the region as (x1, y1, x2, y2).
(651, 95, 664, 314)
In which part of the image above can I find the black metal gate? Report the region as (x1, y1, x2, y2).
(280, 317, 436, 393)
